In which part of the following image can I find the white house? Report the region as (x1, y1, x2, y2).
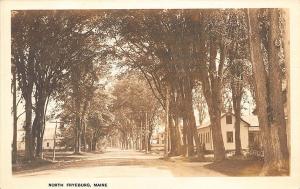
(42, 127, 63, 150)
(197, 112, 259, 151)
(17, 121, 63, 151)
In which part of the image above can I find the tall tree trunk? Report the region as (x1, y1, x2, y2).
(80, 99, 89, 152)
(208, 107, 225, 161)
(193, 22, 226, 161)
(174, 112, 183, 155)
(145, 112, 149, 153)
(247, 8, 289, 175)
(233, 95, 242, 156)
(201, 75, 226, 161)
(231, 79, 243, 156)
(267, 8, 289, 172)
(89, 133, 93, 151)
(23, 51, 35, 162)
(12, 66, 17, 164)
(170, 110, 183, 156)
(184, 116, 194, 157)
(148, 125, 153, 151)
(91, 136, 97, 151)
(168, 114, 177, 156)
(24, 95, 34, 161)
(34, 95, 46, 158)
(40, 96, 50, 158)
(182, 117, 188, 156)
(167, 88, 181, 156)
(179, 80, 194, 157)
(164, 86, 170, 157)
(74, 112, 81, 154)
(14, 24, 36, 162)
(81, 121, 87, 152)
(185, 78, 204, 159)
(72, 68, 81, 154)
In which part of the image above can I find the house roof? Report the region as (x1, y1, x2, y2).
(198, 120, 211, 128)
(241, 115, 259, 127)
(197, 112, 259, 129)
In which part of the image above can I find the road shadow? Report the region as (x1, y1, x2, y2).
(13, 157, 146, 175)
(12, 159, 54, 173)
(203, 159, 264, 176)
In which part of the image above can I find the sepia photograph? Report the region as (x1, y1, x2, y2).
(1, 1, 300, 189)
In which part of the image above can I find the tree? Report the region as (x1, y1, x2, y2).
(111, 73, 160, 151)
(57, 58, 110, 153)
(85, 90, 114, 151)
(12, 10, 109, 158)
(12, 11, 37, 161)
(223, 10, 251, 156)
(58, 88, 113, 152)
(11, 63, 17, 163)
(190, 10, 229, 161)
(247, 8, 289, 175)
(31, 11, 106, 156)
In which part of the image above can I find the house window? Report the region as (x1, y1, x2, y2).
(227, 132, 233, 143)
(47, 142, 50, 147)
(226, 115, 232, 124)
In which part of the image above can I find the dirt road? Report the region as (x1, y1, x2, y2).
(14, 148, 229, 177)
